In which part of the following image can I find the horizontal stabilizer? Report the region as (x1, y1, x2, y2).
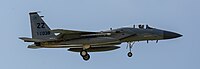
(27, 44, 42, 49)
(19, 37, 56, 42)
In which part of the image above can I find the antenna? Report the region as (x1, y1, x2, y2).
(133, 25, 135, 28)
(156, 40, 158, 43)
(110, 28, 112, 30)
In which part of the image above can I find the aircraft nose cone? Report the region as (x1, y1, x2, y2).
(163, 31, 182, 39)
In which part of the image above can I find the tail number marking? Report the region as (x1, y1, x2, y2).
(37, 23, 45, 28)
(37, 31, 50, 35)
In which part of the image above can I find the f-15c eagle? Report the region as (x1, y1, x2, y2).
(19, 12, 182, 61)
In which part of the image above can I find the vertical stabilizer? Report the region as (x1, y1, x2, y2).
(29, 12, 55, 39)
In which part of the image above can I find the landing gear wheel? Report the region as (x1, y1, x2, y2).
(127, 52, 133, 57)
(80, 50, 87, 57)
(82, 54, 90, 61)
(126, 42, 135, 57)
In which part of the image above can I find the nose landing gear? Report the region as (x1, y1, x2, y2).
(126, 42, 135, 57)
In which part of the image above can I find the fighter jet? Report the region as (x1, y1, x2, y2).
(19, 12, 182, 61)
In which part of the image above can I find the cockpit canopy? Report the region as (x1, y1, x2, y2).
(135, 24, 153, 29)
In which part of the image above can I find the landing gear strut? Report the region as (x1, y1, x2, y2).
(126, 42, 135, 57)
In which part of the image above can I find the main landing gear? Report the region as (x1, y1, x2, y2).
(80, 50, 90, 61)
(80, 44, 91, 61)
(126, 42, 135, 57)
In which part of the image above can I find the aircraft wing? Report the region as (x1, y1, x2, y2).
(51, 29, 97, 34)
(51, 29, 111, 40)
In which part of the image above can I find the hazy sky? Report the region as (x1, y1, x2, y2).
(0, 0, 199, 69)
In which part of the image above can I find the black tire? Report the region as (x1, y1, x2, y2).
(80, 50, 87, 57)
(127, 52, 133, 57)
(83, 54, 90, 61)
